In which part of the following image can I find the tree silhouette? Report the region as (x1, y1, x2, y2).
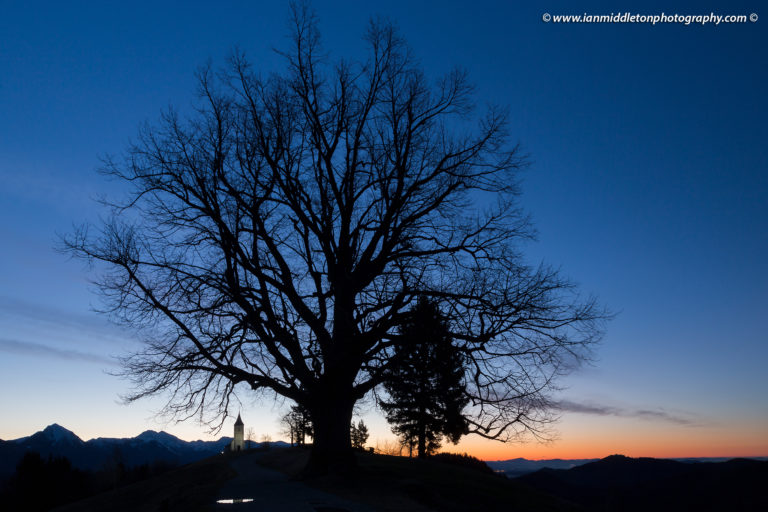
(350, 419, 370, 451)
(380, 298, 469, 458)
(246, 427, 256, 449)
(281, 404, 313, 447)
(64, 3, 606, 473)
(4, 452, 91, 511)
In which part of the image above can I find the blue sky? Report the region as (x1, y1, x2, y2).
(1, 1, 766, 457)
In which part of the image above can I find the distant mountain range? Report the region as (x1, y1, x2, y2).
(486, 457, 598, 477)
(0, 424, 287, 481)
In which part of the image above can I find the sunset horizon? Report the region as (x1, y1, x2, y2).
(4, 417, 766, 463)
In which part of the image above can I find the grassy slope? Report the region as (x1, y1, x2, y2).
(54, 447, 579, 512)
(52, 456, 235, 512)
(255, 447, 580, 512)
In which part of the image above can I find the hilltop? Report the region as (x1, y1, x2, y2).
(55, 450, 768, 512)
(54, 447, 576, 512)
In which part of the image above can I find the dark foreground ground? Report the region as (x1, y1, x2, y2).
(52, 449, 768, 512)
(517, 454, 768, 512)
(53, 447, 573, 512)
(53, 454, 234, 512)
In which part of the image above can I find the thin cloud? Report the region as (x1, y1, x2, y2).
(0, 295, 135, 344)
(633, 408, 697, 425)
(556, 400, 622, 416)
(0, 337, 117, 366)
(555, 399, 698, 426)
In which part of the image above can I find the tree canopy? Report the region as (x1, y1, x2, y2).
(350, 419, 370, 451)
(64, 3, 606, 473)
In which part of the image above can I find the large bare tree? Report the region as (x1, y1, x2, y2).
(65, 5, 606, 473)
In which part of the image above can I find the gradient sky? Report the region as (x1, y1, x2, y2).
(1, 1, 766, 460)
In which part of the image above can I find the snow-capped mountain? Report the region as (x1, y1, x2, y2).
(38, 423, 84, 444)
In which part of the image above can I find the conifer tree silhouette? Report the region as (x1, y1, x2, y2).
(381, 298, 469, 458)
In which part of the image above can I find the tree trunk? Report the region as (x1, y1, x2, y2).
(305, 392, 356, 475)
(417, 405, 427, 458)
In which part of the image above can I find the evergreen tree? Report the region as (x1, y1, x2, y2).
(381, 298, 469, 458)
(350, 419, 370, 450)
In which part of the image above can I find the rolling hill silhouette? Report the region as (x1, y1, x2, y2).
(517, 454, 768, 511)
(486, 457, 597, 477)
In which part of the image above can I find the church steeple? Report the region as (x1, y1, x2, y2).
(230, 413, 245, 451)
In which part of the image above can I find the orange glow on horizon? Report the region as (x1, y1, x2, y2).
(448, 419, 768, 461)
(466, 440, 768, 461)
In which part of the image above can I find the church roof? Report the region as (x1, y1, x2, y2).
(235, 413, 244, 426)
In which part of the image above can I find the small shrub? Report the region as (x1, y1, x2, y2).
(429, 452, 497, 476)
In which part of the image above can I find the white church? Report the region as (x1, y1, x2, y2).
(229, 413, 245, 452)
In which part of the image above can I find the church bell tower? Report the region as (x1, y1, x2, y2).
(231, 413, 245, 451)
